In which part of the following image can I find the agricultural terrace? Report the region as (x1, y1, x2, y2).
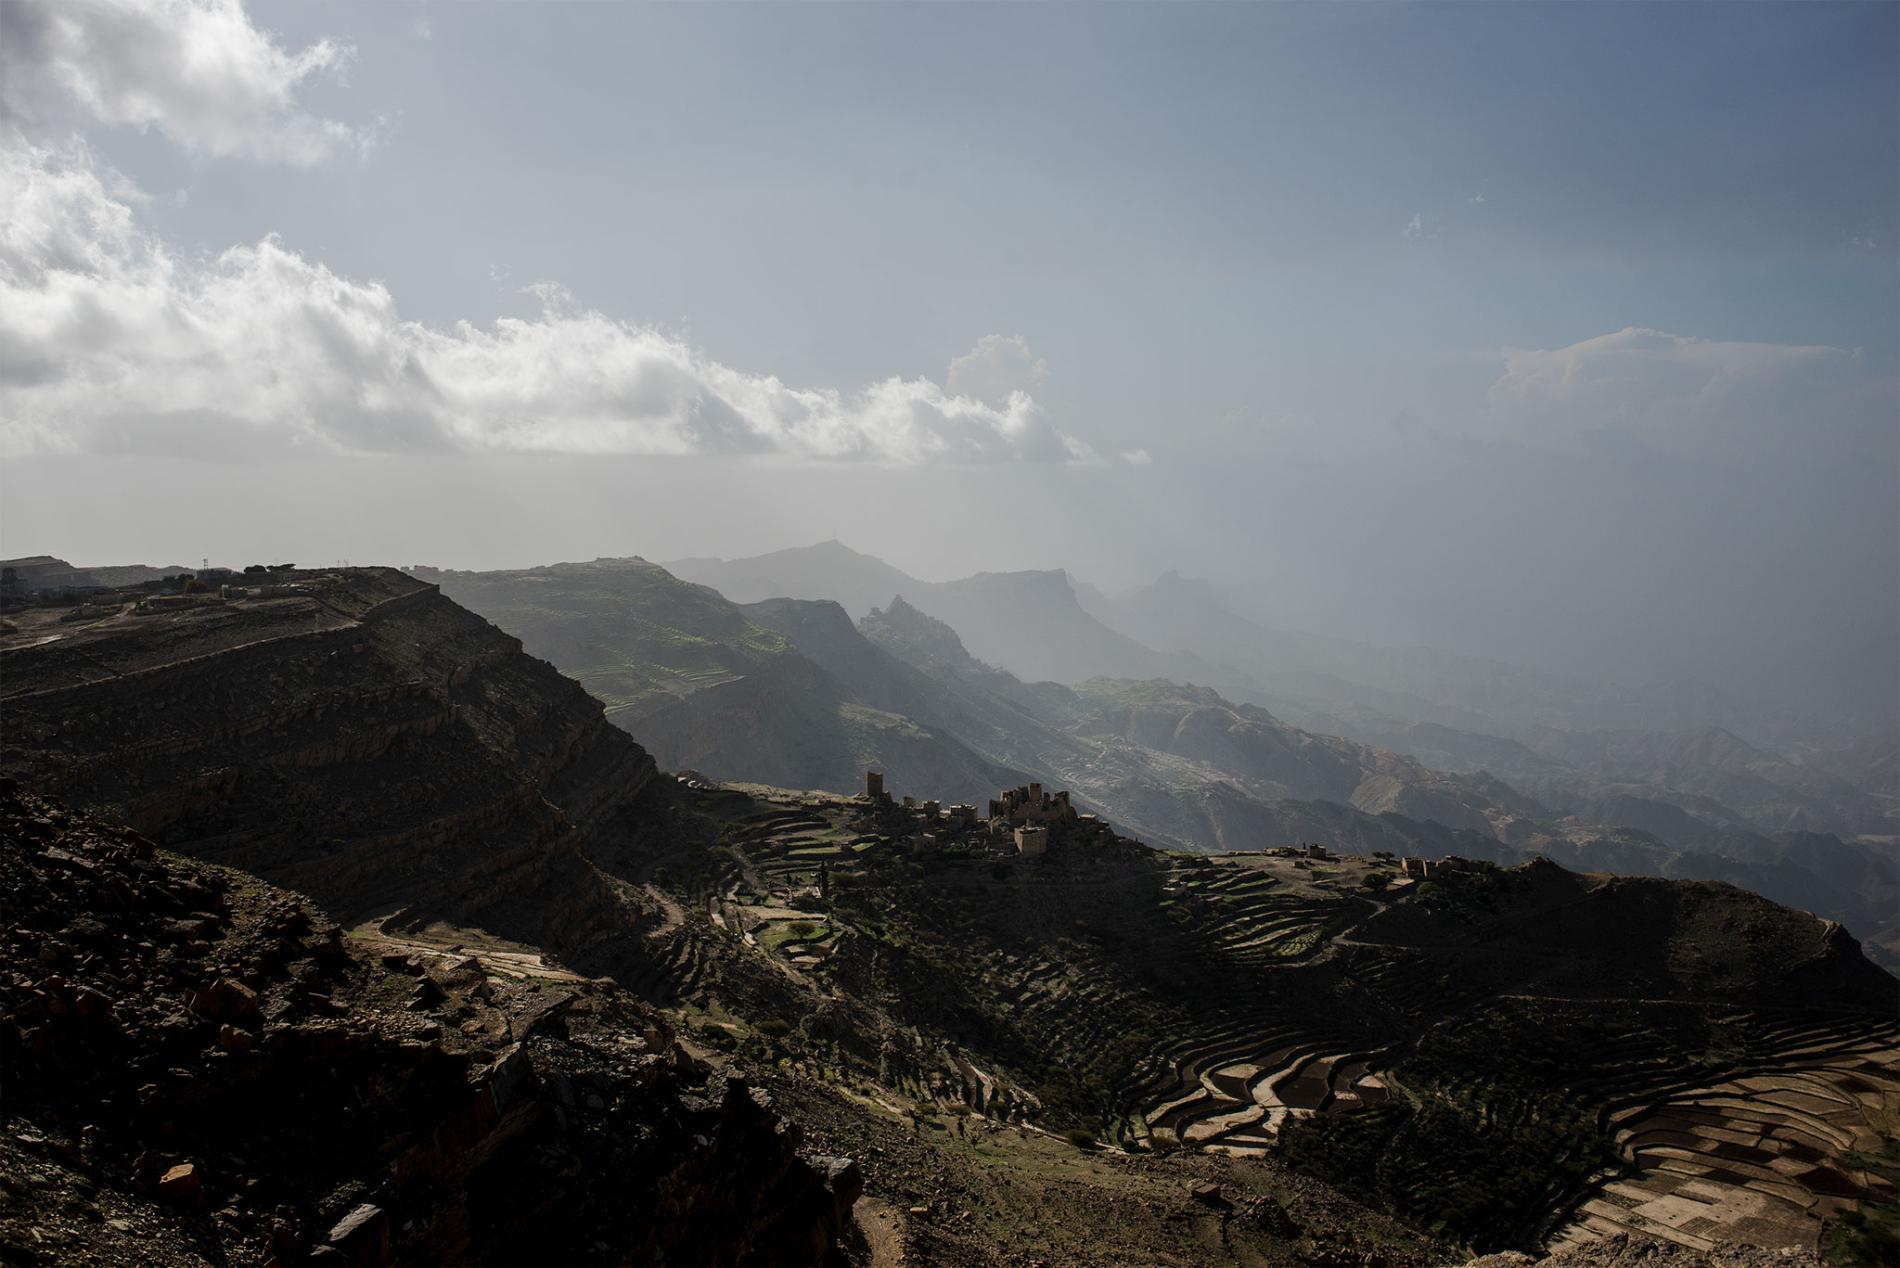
(613, 777, 1899, 1255)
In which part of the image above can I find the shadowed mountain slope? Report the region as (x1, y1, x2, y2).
(0, 566, 655, 934)
(0, 782, 860, 1266)
(416, 559, 1020, 804)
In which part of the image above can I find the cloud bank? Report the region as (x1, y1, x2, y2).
(1479, 326, 1863, 455)
(0, 141, 1091, 463)
(0, 0, 369, 166)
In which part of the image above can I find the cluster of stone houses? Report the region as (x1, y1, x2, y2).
(861, 771, 1508, 872)
(862, 772, 1111, 856)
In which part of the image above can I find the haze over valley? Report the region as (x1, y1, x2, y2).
(1, 2, 1895, 1266)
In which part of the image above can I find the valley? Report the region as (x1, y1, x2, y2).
(421, 555, 1899, 968)
(2, 565, 1894, 1267)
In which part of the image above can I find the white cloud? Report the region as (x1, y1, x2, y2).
(1120, 449, 1152, 465)
(0, 141, 1093, 464)
(1481, 326, 1856, 452)
(1401, 213, 1425, 239)
(0, 0, 369, 166)
(946, 333, 1047, 404)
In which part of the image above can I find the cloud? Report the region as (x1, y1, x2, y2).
(0, 141, 1093, 464)
(1401, 213, 1425, 239)
(946, 333, 1047, 403)
(0, 0, 369, 165)
(1481, 326, 1860, 453)
(1120, 449, 1152, 465)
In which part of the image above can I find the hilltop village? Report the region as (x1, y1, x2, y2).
(854, 768, 1485, 883)
(859, 770, 1115, 855)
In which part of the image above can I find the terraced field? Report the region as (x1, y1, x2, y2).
(586, 779, 1898, 1254)
(1551, 1016, 1900, 1253)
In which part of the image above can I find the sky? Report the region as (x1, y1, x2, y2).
(1, 0, 1895, 729)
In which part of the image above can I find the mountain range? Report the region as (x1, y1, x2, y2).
(423, 553, 1896, 966)
(671, 543, 1896, 832)
(3, 561, 1894, 1266)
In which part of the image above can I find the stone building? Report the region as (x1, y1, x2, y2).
(987, 783, 1075, 831)
(864, 770, 886, 802)
(1014, 826, 1049, 857)
(984, 781, 1105, 851)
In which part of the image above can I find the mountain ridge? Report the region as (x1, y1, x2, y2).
(2, 560, 1893, 1265)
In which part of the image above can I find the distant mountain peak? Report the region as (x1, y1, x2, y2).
(861, 593, 989, 675)
(798, 537, 879, 560)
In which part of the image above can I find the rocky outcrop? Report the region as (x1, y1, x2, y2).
(0, 568, 657, 930)
(0, 781, 858, 1265)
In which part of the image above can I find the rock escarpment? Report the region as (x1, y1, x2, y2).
(0, 568, 656, 934)
(0, 781, 859, 1266)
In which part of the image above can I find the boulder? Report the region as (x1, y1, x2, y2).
(157, 1162, 200, 1204)
(327, 1202, 390, 1266)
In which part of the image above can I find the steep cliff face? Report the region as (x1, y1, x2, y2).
(0, 782, 859, 1266)
(0, 568, 657, 929)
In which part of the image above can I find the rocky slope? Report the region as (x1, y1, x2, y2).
(0, 781, 859, 1266)
(0, 567, 656, 940)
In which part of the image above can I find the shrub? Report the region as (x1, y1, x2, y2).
(1064, 1127, 1098, 1150)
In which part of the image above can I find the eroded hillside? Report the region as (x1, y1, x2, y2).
(4, 567, 1894, 1267)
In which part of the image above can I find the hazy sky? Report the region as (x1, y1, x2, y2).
(1, 1, 1894, 726)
